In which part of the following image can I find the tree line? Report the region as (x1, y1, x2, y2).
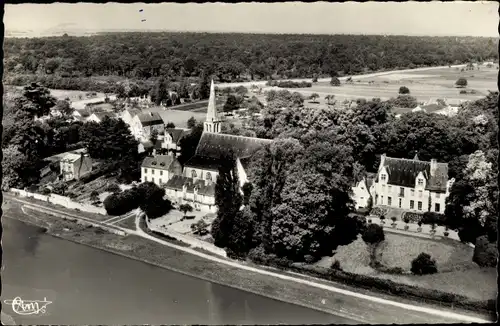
(4, 33, 497, 84)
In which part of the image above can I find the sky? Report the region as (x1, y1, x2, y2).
(4, 2, 499, 37)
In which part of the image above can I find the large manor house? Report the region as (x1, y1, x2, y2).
(138, 81, 454, 214)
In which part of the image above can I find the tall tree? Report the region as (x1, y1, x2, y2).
(198, 70, 211, 100)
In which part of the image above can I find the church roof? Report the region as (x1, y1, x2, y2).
(194, 132, 272, 160)
(378, 156, 448, 192)
(184, 155, 221, 171)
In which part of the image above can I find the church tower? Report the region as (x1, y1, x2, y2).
(204, 80, 221, 133)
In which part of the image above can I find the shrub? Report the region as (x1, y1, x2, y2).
(411, 253, 438, 275)
(105, 183, 121, 193)
(473, 236, 498, 267)
(459, 90, 467, 94)
(330, 77, 341, 86)
(421, 212, 446, 226)
(362, 224, 385, 262)
(304, 254, 316, 264)
(312, 76, 318, 83)
(399, 86, 410, 94)
(417, 221, 423, 227)
(455, 77, 468, 87)
(443, 231, 449, 237)
(403, 212, 422, 223)
(40, 187, 51, 195)
(391, 217, 397, 223)
(330, 260, 342, 270)
(368, 219, 372, 224)
(191, 219, 209, 236)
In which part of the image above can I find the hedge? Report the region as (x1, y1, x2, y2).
(248, 252, 495, 314)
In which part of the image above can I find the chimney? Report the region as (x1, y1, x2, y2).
(430, 159, 437, 177)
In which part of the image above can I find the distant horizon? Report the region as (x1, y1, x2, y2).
(4, 2, 498, 38)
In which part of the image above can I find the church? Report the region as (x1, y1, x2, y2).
(142, 80, 272, 212)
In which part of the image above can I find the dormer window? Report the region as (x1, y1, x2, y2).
(380, 174, 387, 182)
(191, 170, 197, 179)
(206, 172, 212, 182)
(417, 178, 424, 186)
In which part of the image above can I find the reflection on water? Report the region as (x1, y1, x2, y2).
(2, 217, 353, 324)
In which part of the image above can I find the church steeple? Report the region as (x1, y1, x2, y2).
(204, 79, 221, 133)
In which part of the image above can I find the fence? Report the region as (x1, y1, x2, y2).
(10, 188, 107, 216)
(145, 216, 227, 258)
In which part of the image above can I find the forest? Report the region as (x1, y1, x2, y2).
(4, 33, 497, 89)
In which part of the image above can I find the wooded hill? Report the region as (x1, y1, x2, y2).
(4, 33, 497, 83)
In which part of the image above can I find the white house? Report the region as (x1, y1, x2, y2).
(352, 173, 375, 210)
(60, 153, 93, 181)
(162, 128, 190, 155)
(164, 175, 216, 212)
(141, 154, 183, 186)
(130, 112, 165, 141)
(371, 154, 454, 214)
(121, 108, 142, 126)
(86, 112, 115, 123)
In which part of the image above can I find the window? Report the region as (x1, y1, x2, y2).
(418, 201, 422, 211)
(419, 190, 423, 198)
(399, 187, 404, 197)
(360, 197, 364, 200)
(152, 169, 155, 175)
(145, 176, 148, 182)
(381, 174, 387, 181)
(375, 195, 378, 204)
(152, 177, 155, 184)
(160, 170, 163, 176)
(436, 193, 440, 199)
(144, 168, 148, 174)
(388, 197, 392, 206)
(399, 198, 402, 208)
(417, 179, 424, 186)
(191, 170, 197, 178)
(206, 172, 212, 181)
(381, 196, 384, 204)
(410, 200, 414, 209)
(411, 189, 415, 196)
(435, 203, 441, 213)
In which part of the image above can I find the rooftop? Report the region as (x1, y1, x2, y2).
(137, 112, 163, 126)
(141, 155, 177, 170)
(195, 132, 272, 160)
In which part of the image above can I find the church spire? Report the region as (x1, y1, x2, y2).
(206, 79, 218, 122)
(204, 79, 221, 133)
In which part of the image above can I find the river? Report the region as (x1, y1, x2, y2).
(1, 217, 355, 325)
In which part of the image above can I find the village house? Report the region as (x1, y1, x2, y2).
(86, 112, 116, 123)
(141, 154, 183, 186)
(72, 108, 91, 122)
(129, 111, 165, 141)
(59, 152, 93, 181)
(121, 108, 142, 127)
(162, 128, 190, 156)
(369, 154, 454, 214)
(351, 173, 376, 210)
(164, 175, 216, 212)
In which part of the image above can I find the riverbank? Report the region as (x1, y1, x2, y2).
(2, 198, 494, 323)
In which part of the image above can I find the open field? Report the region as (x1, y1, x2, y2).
(316, 233, 496, 301)
(260, 65, 497, 109)
(154, 109, 207, 128)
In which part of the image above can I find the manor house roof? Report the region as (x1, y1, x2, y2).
(377, 156, 449, 193)
(137, 112, 163, 126)
(141, 155, 177, 171)
(164, 175, 215, 196)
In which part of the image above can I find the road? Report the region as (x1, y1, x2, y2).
(3, 194, 493, 324)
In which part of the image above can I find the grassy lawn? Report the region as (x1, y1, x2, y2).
(267, 66, 496, 104)
(114, 215, 136, 231)
(48, 88, 107, 101)
(316, 233, 496, 301)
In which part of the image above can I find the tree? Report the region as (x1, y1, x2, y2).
(150, 129, 159, 144)
(387, 95, 418, 108)
(151, 77, 169, 106)
(330, 77, 341, 86)
(198, 70, 211, 100)
(16, 83, 57, 118)
(472, 235, 498, 267)
(309, 93, 319, 103)
(411, 253, 438, 275)
(179, 204, 193, 217)
(191, 219, 209, 236)
(179, 121, 204, 166)
(51, 181, 69, 196)
(455, 77, 468, 88)
(223, 95, 239, 113)
(325, 95, 336, 106)
(1, 145, 40, 190)
(212, 151, 243, 249)
(399, 86, 410, 94)
(90, 191, 100, 204)
(166, 122, 176, 128)
(187, 117, 197, 129)
(242, 182, 253, 206)
(362, 224, 385, 264)
(137, 182, 172, 218)
(54, 99, 74, 116)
